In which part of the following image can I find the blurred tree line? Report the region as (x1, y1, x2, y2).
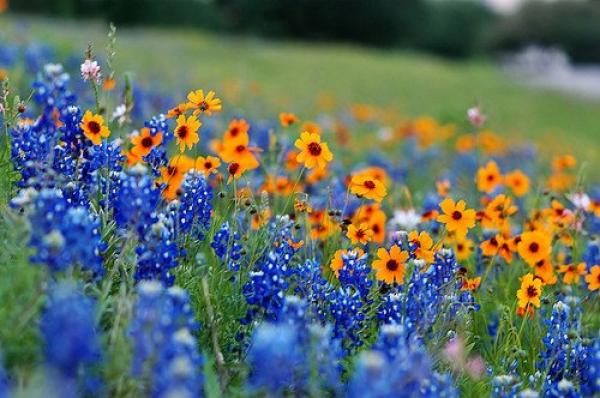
(6, 0, 600, 63)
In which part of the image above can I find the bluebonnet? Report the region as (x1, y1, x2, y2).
(21, 188, 104, 277)
(40, 282, 103, 394)
(135, 215, 180, 285)
(142, 115, 171, 177)
(326, 287, 366, 351)
(211, 222, 242, 271)
(174, 171, 213, 240)
(129, 281, 203, 398)
(491, 375, 522, 398)
(338, 249, 373, 299)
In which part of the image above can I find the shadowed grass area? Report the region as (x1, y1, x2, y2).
(2, 14, 599, 172)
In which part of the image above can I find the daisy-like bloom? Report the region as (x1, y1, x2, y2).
(350, 174, 387, 202)
(532, 258, 557, 285)
(504, 169, 530, 197)
(480, 194, 518, 230)
(558, 262, 587, 285)
(461, 277, 481, 291)
(329, 248, 364, 277)
(453, 237, 475, 260)
(408, 230, 435, 265)
(436, 179, 451, 197)
(80, 59, 101, 84)
(367, 209, 386, 244)
(294, 131, 333, 170)
(157, 155, 195, 200)
(552, 154, 576, 172)
(517, 231, 552, 267)
(476, 160, 502, 194)
(186, 89, 222, 116)
(220, 132, 260, 172)
(346, 223, 373, 245)
(166, 103, 189, 119)
(437, 198, 476, 238)
(516, 273, 543, 310)
(124, 149, 143, 167)
(251, 208, 271, 230)
(300, 121, 322, 136)
(285, 150, 301, 171)
(103, 77, 116, 91)
(279, 112, 299, 127)
(467, 106, 486, 128)
(392, 208, 421, 231)
(195, 155, 221, 177)
(585, 265, 600, 291)
(131, 127, 163, 157)
(223, 119, 250, 142)
(455, 134, 476, 153)
(372, 245, 409, 285)
(480, 234, 504, 257)
(112, 104, 127, 126)
(174, 114, 201, 152)
(80, 110, 110, 145)
(226, 161, 253, 183)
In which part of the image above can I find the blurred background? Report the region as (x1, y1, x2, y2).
(1, 0, 599, 165)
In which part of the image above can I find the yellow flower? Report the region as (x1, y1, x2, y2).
(294, 131, 333, 170)
(346, 223, 373, 245)
(585, 265, 600, 291)
(279, 112, 299, 127)
(558, 262, 587, 285)
(195, 155, 221, 177)
(372, 245, 409, 285)
(80, 110, 110, 145)
(174, 114, 201, 152)
(437, 198, 476, 238)
(350, 174, 387, 202)
(329, 248, 364, 277)
(476, 160, 502, 194)
(131, 127, 163, 157)
(408, 230, 435, 265)
(517, 231, 552, 267)
(504, 169, 530, 197)
(516, 273, 543, 309)
(186, 89, 222, 116)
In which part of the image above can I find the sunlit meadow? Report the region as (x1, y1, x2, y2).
(0, 14, 599, 398)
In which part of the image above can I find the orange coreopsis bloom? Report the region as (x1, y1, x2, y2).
(103, 77, 116, 91)
(285, 150, 302, 171)
(517, 231, 552, 267)
(350, 174, 387, 202)
(532, 258, 556, 285)
(436, 179, 451, 197)
(585, 265, 600, 291)
(504, 170, 530, 197)
(186, 89, 222, 116)
(294, 131, 333, 170)
(477, 160, 502, 194)
(174, 114, 201, 152)
(131, 127, 163, 157)
(124, 149, 143, 167)
(372, 245, 409, 284)
(437, 198, 476, 238)
(453, 237, 475, 260)
(306, 167, 329, 185)
(347, 223, 373, 245)
(195, 155, 221, 177)
(558, 262, 587, 285)
(461, 277, 481, 291)
(279, 112, 299, 127)
(251, 208, 272, 230)
(480, 194, 518, 229)
(517, 273, 543, 309)
(300, 121, 322, 136)
(80, 110, 110, 145)
(367, 210, 386, 244)
(330, 248, 364, 277)
(226, 162, 249, 183)
(220, 132, 260, 172)
(455, 134, 476, 153)
(223, 119, 250, 142)
(166, 103, 189, 119)
(480, 234, 504, 257)
(157, 155, 194, 200)
(408, 230, 435, 265)
(552, 155, 576, 172)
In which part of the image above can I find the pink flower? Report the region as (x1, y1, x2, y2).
(80, 59, 101, 84)
(443, 336, 485, 380)
(467, 106, 486, 128)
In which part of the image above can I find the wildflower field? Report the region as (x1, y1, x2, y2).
(0, 15, 599, 398)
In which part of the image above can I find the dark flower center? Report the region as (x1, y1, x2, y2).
(236, 145, 246, 153)
(452, 210, 463, 220)
(386, 259, 399, 271)
(529, 242, 539, 253)
(228, 162, 240, 175)
(526, 285, 538, 298)
(141, 136, 154, 148)
(167, 166, 178, 177)
(87, 120, 101, 134)
(199, 101, 208, 111)
(364, 180, 376, 189)
(308, 142, 322, 156)
(177, 126, 188, 138)
(204, 162, 212, 169)
(230, 127, 239, 136)
(372, 224, 381, 233)
(487, 174, 495, 182)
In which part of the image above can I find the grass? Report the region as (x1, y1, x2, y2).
(2, 14, 599, 171)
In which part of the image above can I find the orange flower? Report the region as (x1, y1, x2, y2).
(186, 89, 222, 116)
(223, 119, 250, 142)
(350, 174, 387, 202)
(455, 134, 476, 153)
(461, 277, 481, 291)
(300, 121, 322, 136)
(294, 131, 333, 170)
(220, 132, 260, 172)
(504, 170, 530, 197)
(480, 234, 504, 257)
(226, 162, 248, 183)
(367, 210, 386, 244)
(347, 223, 373, 245)
(585, 265, 600, 291)
(372, 245, 409, 285)
(517, 231, 552, 267)
(558, 262, 587, 285)
(251, 208, 271, 230)
(279, 112, 299, 127)
(124, 149, 143, 167)
(157, 155, 195, 200)
(436, 179, 451, 197)
(532, 258, 556, 285)
(131, 127, 163, 157)
(480, 194, 518, 230)
(166, 103, 189, 119)
(453, 237, 474, 260)
(174, 114, 201, 152)
(80, 110, 110, 145)
(408, 230, 435, 265)
(476, 160, 502, 194)
(552, 155, 576, 172)
(195, 155, 221, 177)
(285, 150, 302, 171)
(516, 273, 542, 309)
(103, 77, 116, 91)
(437, 198, 476, 238)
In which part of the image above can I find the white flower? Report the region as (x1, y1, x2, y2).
(80, 59, 101, 84)
(112, 104, 127, 125)
(568, 192, 590, 210)
(390, 208, 421, 230)
(467, 106, 486, 128)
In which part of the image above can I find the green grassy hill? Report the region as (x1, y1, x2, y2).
(2, 14, 599, 171)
